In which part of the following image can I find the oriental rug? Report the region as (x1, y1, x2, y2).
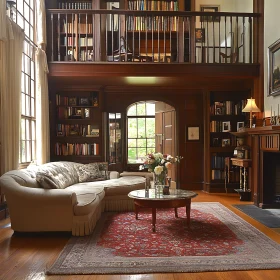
(46, 202, 280, 275)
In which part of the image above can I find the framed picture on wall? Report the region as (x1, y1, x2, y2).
(200, 5, 220, 22)
(268, 38, 280, 96)
(186, 126, 200, 141)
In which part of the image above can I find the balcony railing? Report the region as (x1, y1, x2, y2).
(47, 9, 260, 64)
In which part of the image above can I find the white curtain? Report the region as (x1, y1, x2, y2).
(0, 17, 25, 174)
(36, 0, 47, 47)
(35, 48, 50, 164)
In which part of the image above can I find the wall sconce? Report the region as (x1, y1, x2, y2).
(242, 97, 261, 128)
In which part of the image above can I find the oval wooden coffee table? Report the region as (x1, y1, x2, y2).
(128, 189, 198, 232)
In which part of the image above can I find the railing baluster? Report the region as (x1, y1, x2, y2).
(243, 16, 245, 63)
(206, 19, 209, 63)
(51, 13, 53, 61)
(58, 13, 60, 61)
(218, 16, 221, 63)
(92, 13, 94, 61)
(212, 17, 215, 63)
(86, 13, 88, 61)
(72, 13, 74, 61)
(236, 16, 239, 63)
(249, 16, 252, 64)
(224, 16, 227, 64)
(152, 15, 154, 62)
(145, 15, 148, 61)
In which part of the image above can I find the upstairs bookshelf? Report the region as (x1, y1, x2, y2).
(205, 91, 250, 193)
(50, 90, 103, 163)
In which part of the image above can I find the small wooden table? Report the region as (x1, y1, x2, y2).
(128, 189, 198, 232)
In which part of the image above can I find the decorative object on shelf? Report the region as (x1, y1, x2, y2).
(195, 28, 205, 43)
(139, 152, 183, 191)
(268, 38, 280, 96)
(186, 126, 200, 141)
(221, 138, 230, 147)
(237, 121, 245, 131)
(222, 121, 231, 132)
(200, 5, 220, 22)
(242, 97, 260, 128)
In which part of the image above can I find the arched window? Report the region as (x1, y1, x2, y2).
(127, 101, 155, 163)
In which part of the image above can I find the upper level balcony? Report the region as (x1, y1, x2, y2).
(47, 9, 260, 64)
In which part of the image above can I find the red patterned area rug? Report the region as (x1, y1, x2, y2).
(46, 202, 280, 275)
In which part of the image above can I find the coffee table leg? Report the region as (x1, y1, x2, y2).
(186, 199, 191, 227)
(174, 208, 178, 218)
(152, 207, 156, 232)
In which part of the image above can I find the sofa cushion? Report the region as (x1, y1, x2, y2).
(76, 163, 103, 183)
(36, 162, 79, 189)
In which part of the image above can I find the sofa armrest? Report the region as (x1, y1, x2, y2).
(109, 171, 120, 179)
(120, 171, 153, 187)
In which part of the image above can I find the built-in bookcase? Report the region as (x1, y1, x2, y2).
(50, 90, 103, 163)
(205, 91, 249, 193)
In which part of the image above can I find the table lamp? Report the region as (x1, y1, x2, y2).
(242, 97, 261, 128)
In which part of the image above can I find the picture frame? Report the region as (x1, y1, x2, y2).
(195, 28, 205, 43)
(212, 137, 220, 147)
(68, 97, 77, 106)
(268, 38, 280, 96)
(222, 121, 231, 132)
(80, 97, 90, 106)
(237, 121, 245, 131)
(222, 138, 231, 147)
(200, 5, 220, 22)
(186, 126, 200, 141)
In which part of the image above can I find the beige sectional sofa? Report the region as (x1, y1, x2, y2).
(0, 161, 147, 236)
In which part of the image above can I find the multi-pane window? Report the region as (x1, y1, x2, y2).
(7, 0, 36, 164)
(127, 101, 155, 163)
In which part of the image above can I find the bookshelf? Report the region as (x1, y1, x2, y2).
(205, 91, 249, 193)
(51, 91, 103, 163)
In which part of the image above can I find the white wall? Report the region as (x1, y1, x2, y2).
(264, 0, 280, 118)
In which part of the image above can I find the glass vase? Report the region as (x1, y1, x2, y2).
(153, 171, 166, 194)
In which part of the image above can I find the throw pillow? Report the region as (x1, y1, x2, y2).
(76, 163, 103, 183)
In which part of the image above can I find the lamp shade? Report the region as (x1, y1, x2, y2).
(242, 98, 261, 113)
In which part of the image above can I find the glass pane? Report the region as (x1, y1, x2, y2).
(26, 141, 31, 162)
(17, 13, 24, 29)
(30, 9, 34, 25)
(127, 104, 136, 116)
(25, 55, 30, 75)
(109, 113, 115, 119)
(128, 139, 136, 147)
(21, 141, 26, 162)
(137, 139, 146, 147)
(21, 72, 25, 93)
(31, 97, 35, 117)
(21, 119, 25, 140)
(116, 113, 121, 119)
(147, 147, 155, 155)
(137, 148, 147, 161)
(137, 103, 145, 116)
(32, 140, 35, 160)
(25, 75, 30, 94)
(127, 118, 137, 138)
(31, 80, 35, 97)
(26, 119, 30, 140)
(31, 61, 35, 79)
(21, 94, 26, 115)
(32, 120, 36, 140)
(137, 118, 146, 138)
(147, 139, 155, 148)
(30, 26, 34, 41)
(127, 148, 136, 163)
(24, 3, 29, 21)
(26, 95, 30, 116)
(146, 102, 155, 115)
(17, 0, 24, 15)
(22, 54, 25, 71)
(24, 21, 30, 38)
(146, 118, 155, 138)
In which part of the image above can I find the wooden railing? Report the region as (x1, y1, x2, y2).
(47, 10, 260, 64)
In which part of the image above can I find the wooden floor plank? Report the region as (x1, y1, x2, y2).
(0, 191, 279, 280)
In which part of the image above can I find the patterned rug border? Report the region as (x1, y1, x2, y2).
(46, 202, 280, 275)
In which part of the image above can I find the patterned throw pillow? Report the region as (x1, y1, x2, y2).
(76, 163, 103, 183)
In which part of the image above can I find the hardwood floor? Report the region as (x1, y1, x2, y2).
(0, 191, 280, 280)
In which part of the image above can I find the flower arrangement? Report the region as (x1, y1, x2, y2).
(139, 152, 183, 175)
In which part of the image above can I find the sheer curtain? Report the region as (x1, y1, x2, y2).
(35, 48, 50, 164)
(0, 0, 6, 41)
(0, 17, 25, 174)
(35, 0, 49, 164)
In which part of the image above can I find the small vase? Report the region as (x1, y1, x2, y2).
(153, 171, 166, 194)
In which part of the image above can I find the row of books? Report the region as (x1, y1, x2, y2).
(57, 124, 99, 137)
(56, 94, 98, 106)
(58, 2, 92, 9)
(57, 107, 90, 119)
(211, 169, 240, 181)
(127, 16, 178, 32)
(211, 155, 227, 169)
(211, 136, 235, 147)
(211, 170, 225, 180)
(210, 100, 247, 115)
(128, 0, 179, 11)
(61, 21, 94, 35)
(80, 49, 94, 61)
(55, 143, 99, 156)
(210, 120, 231, 132)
